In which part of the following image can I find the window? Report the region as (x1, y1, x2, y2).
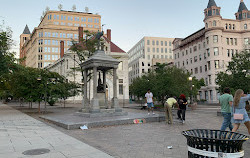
(165, 48, 168, 53)
(147, 55, 150, 60)
(38, 47, 43, 53)
(195, 67, 198, 74)
(156, 41, 159, 45)
(48, 15, 52, 20)
(213, 20, 216, 26)
(208, 75, 211, 84)
(208, 61, 211, 70)
(169, 42, 171, 46)
(227, 49, 230, 57)
(204, 52, 207, 59)
(199, 54, 202, 61)
(200, 66, 202, 73)
(161, 41, 163, 46)
(186, 50, 188, 55)
(193, 46, 197, 52)
(182, 52, 184, 56)
(213, 35, 218, 43)
(214, 47, 219, 56)
(190, 58, 193, 64)
(153, 48, 155, 53)
(119, 85, 123, 95)
(152, 40, 155, 45)
(186, 59, 188, 65)
(147, 47, 150, 52)
(142, 69, 144, 73)
(147, 40, 150, 45)
(212, 9, 216, 15)
(244, 24, 247, 30)
(234, 38, 237, 45)
(207, 49, 210, 57)
(214, 60, 219, 69)
(161, 48, 163, 53)
(157, 48, 159, 53)
(225, 24, 228, 29)
(165, 41, 167, 46)
(229, 24, 231, 29)
(177, 53, 179, 58)
(182, 61, 185, 66)
(142, 62, 144, 66)
(194, 56, 198, 62)
(206, 37, 209, 44)
(233, 24, 235, 30)
(205, 65, 207, 72)
(169, 48, 172, 53)
(231, 49, 234, 57)
(226, 38, 229, 45)
(88, 18, 93, 22)
(230, 38, 233, 45)
(244, 38, 249, 45)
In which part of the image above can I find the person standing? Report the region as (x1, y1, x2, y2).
(177, 94, 188, 124)
(145, 89, 154, 115)
(219, 87, 233, 131)
(165, 97, 178, 124)
(231, 89, 250, 134)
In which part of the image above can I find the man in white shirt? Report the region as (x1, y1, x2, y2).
(145, 89, 155, 115)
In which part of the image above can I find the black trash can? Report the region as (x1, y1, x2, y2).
(182, 129, 249, 158)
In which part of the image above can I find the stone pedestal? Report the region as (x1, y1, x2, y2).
(97, 92, 106, 109)
(112, 97, 122, 112)
(90, 98, 100, 113)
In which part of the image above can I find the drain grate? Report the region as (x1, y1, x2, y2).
(22, 148, 50, 155)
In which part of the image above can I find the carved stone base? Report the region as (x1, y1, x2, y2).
(112, 97, 121, 112)
(91, 98, 100, 112)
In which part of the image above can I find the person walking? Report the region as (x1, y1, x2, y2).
(165, 97, 178, 124)
(219, 87, 234, 131)
(145, 89, 154, 115)
(177, 94, 188, 124)
(231, 89, 250, 134)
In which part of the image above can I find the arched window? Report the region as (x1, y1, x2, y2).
(233, 24, 235, 30)
(225, 24, 228, 29)
(213, 20, 216, 26)
(229, 24, 231, 29)
(244, 24, 247, 30)
(142, 62, 144, 66)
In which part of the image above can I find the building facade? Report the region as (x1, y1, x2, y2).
(173, 0, 250, 103)
(128, 37, 174, 84)
(20, 10, 101, 68)
(46, 28, 129, 104)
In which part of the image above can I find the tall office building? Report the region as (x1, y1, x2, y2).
(128, 37, 174, 84)
(20, 10, 101, 68)
(173, 0, 250, 103)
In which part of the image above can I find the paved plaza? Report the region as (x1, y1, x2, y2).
(0, 103, 113, 158)
(2, 102, 250, 158)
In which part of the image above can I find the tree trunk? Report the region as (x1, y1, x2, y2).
(38, 101, 40, 113)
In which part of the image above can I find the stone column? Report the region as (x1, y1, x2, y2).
(103, 70, 107, 108)
(91, 66, 100, 112)
(112, 68, 120, 111)
(82, 69, 89, 112)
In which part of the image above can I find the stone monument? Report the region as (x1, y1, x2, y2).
(79, 32, 126, 117)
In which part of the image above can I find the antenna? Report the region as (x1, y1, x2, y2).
(45, 6, 50, 12)
(102, 24, 106, 32)
(58, 4, 63, 11)
(72, 5, 76, 11)
(85, 7, 89, 13)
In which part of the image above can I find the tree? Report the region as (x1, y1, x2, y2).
(216, 51, 250, 94)
(130, 63, 205, 105)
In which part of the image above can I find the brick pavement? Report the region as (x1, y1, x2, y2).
(64, 109, 250, 158)
(0, 103, 113, 158)
(6, 102, 250, 158)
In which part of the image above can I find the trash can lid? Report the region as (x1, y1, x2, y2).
(182, 129, 249, 141)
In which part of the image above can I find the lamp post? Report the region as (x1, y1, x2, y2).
(188, 77, 193, 105)
(37, 76, 42, 113)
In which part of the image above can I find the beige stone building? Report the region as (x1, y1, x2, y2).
(46, 28, 129, 104)
(128, 37, 174, 84)
(173, 0, 250, 103)
(20, 10, 101, 68)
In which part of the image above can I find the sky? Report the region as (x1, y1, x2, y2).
(0, 0, 248, 57)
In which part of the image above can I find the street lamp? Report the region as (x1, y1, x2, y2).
(188, 77, 193, 104)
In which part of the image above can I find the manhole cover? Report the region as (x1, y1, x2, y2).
(22, 148, 50, 155)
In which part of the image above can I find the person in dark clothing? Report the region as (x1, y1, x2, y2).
(177, 94, 188, 124)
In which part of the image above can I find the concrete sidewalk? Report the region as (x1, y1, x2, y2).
(0, 103, 113, 158)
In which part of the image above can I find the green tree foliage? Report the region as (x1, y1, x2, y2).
(216, 51, 250, 94)
(130, 63, 205, 105)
